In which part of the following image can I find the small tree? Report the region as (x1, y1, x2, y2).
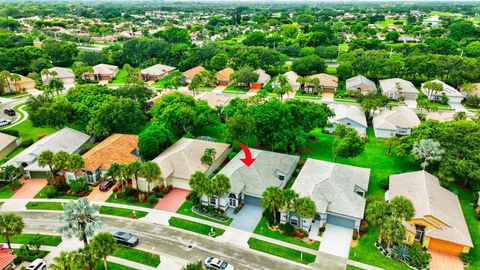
(50, 251, 73, 270)
(333, 128, 365, 162)
(411, 139, 445, 170)
(230, 66, 259, 89)
(423, 81, 444, 100)
(209, 174, 231, 208)
(200, 148, 217, 166)
(189, 171, 209, 203)
(0, 213, 24, 249)
(139, 161, 162, 194)
(67, 154, 85, 180)
(38, 150, 55, 177)
(91, 232, 118, 270)
(385, 136, 400, 155)
(261, 186, 284, 224)
(127, 161, 142, 191)
(293, 197, 317, 231)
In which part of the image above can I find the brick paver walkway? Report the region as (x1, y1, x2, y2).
(11, 179, 47, 199)
(154, 188, 190, 212)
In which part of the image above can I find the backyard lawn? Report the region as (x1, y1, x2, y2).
(99, 206, 148, 219)
(192, 122, 228, 143)
(113, 247, 160, 267)
(168, 217, 225, 237)
(0, 233, 62, 246)
(7, 118, 56, 142)
(0, 189, 14, 198)
(247, 238, 316, 264)
(176, 201, 233, 225)
(26, 201, 64, 210)
(110, 70, 128, 85)
(253, 218, 320, 250)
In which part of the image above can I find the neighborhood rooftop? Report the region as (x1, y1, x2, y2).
(82, 134, 139, 171)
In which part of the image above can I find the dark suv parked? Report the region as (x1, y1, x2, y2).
(3, 108, 15, 116)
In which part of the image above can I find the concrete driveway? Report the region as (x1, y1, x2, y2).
(154, 188, 190, 212)
(318, 224, 352, 258)
(228, 204, 263, 232)
(11, 179, 48, 199)
(429, 250, 464, 270)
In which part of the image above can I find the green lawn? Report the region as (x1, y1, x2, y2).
(34, 186, 79, 199)
(168, 217, 225, 237)
(113, 247, 160, 267)
(106, 193, 154, 209)
(253, 218, 320, 250)
(247, 238, 316, 264)
(99, 206, 148, 219)
(6, 118, 56, 142)
(346, 265, 365, 270)
(295, 92, 321, 100)
(334, 97, 358, 103)
(192, 123, 228, 143)
(110, 70, 128, 85)
(176, 201, 233, 225)
(95, 262, 136, 270)
(430, 11, 463, 17)
(339, 43, 349, 52)
(326, 66, 337, 75)
(374, 18, 406, 27)
(26, 201, 64, 210)
(0, 234, 62, 246)
(0, 189, 14, 198)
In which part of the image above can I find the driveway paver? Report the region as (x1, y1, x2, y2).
(87, 183, 115, 202)
(11, 179, 47, 199)
(318, 224, 352, 258)
(429, 250, 463, 270)
(228, 204, 263, 232)
(155, 188, 190, 212)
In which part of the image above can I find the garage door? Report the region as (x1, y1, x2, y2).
(244, 195, 261, 206)
(429, 238, 464, 255)
(327, 214, 356, 229)
(170, 179, 191, 190)
(29, 171, 49, 179)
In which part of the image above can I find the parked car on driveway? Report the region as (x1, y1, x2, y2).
(99, 180, 115, 191)
(27, 259, 47, 270)
(113, 231, 139, 247)
(204, 257, 234, 270)
(3, 108, 15, 116)
(0, 119, 12, 127)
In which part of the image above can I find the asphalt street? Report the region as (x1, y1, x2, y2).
(9, 211, 316, 270)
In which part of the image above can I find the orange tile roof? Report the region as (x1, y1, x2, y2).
(82, 134, 139, 171)
(183, 66, 205, 80)
(0, 253, 15, 269)
(216, 67, 234, 82)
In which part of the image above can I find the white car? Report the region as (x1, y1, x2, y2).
(27, 259, 47, 270)
(0, 119, 11, 127)
(204, 257, 234, 270)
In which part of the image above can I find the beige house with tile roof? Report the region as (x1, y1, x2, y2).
(137, 138, 231, 192)
(372, 106, 421, 138)
(139, 64, 176, 81)
(183, 66, 205, 84)
(91, 64, 119, 81)
(3, 75, 35, 93)
(215, 67, 234, 86)
(195, 92, 231, 108)
(388, 171, 473, 255)
(309, 73, 338, 93)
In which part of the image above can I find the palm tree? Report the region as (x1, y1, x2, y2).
(10, 73, 21, 92)
(0, 165, 24, 182)
(200, 148, 216, 165)
(73, 245, 96, 270)
(91, 232, 118, 270)
(139, 161, 161, 194)
(67, 154, 85, 180)
(106, 163, 123, 189)
(58, 198, 104, 245)
(189, 171, 209, 202)
(389, 196, 415, 221)
(293, 197, 317, 230)
(48, 78, 64, 95)
(281, 189, 299, 221)
(38, 150, 56, 177)
(127, 161, 142, 191)
(423, 81, 443, 100)
(50, 251, 73, 270)
(183, 261, 204, 270)
(261, 186, 284, 224)
(365, 200, 389, 243)
(276, 74, 289, 88)
(383, 217, 406, 249)
(52, 151, 71, 176)
(210, 174, 231, 208)
(0, 71, 13, 93)
(0, 213, 24, 249)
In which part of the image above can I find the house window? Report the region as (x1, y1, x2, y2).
(278, 175, 285, 181)
(356, 190, 365, 197)
(210, 196, 217, 205)
(290, 217, 299, 226)
(228, 193, 237, 207)
(414, 225, 425, 242)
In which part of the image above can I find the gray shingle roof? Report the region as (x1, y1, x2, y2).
(220, 149, 299, 197)
(346, 75, 377, 92)
(291, 159, 370, 219)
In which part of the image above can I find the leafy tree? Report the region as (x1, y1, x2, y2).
(50, 251, 73, 270)
(66, 84, 116, 124)
(336, 63, 354, 80)
(139, 161, 161, 194)
(91, 232, 117, 270)
(138, 125, 174, 160)
(67, 154, 85, 180)
(0, 213, 24, 249)
(385, 31, 400, 42)
(42, 39, 78, 67)
(386, 136, 400, 155)
(122, 64, 143, 85)
(58, 198, 103, 245)
(291, 55, 326, 76)
(225, 114, 257, 145)
(210, 53, 229, 71)
(200, 148, 217, 166)
(242, 32, 267, 47)
(382, 218, 406, 248)
(261, 186, 284, 224)
(411, 139, 445, 170)
(230, 66, 259, 88)
(29, 97, 73, 129)
(464, 41, 480, 58)
(77, 51, 108, 66)
(0, 165, 24, 182)
(87, 98, 147, 139)
(449, 20, 478, 41)
(293, 197, 317, 230)
(333, 128, 365, 161)
(183, 261, 205, 270)
(360, 98, 383, 119)
(155, 27, 190, 44)
(189, 171, 209, 201)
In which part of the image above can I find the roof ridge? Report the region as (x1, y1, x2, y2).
(422, 171, 433, 217)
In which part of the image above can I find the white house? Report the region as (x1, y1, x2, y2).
(273, 71, 300, 91)
(41, 67, 75, 90)
(346, 75, 377, 95)
(373, 106, 421, 138)
(379, 78, 419, 108)
(326, 104, 367, 136)
(281, 159, 370, 232)
(421, 80, 464, 104)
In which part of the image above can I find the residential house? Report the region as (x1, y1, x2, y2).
(183, 66, 205, 84)
(202, 149, 299, 211)
(215, 67, 234, 86)
(309, 73, 339, 93)
(425, 111, 457, 122)
(326, 104, 368, 136)
(421, 80, 464, 104)
(422, 15, 441, 28)
(388, 171, 473, 255)
(281, 159, 370, 231)
(379, 78, 418, 108)
(139, 64, 176, 82)
(346, 75, 377, 95)
(195, 92, 231, 108)
(3, 128, 92, 179)
(91, 64, 119, 81)
(461, 83, 480, 97)
(139, 138, 231, 192)
(0, 253, 16, 270)
(0, 133, 17, 160)
(273, 71, 300, 91)
(3, 75, 35, 93)
(250, 69, 271, 89)
(65, 134, 139, 184)
(41, 67, 75, 89)
(373, 106, 421, 138)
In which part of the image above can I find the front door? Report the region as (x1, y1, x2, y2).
(229, 197, 237, 207)
(415, 225, 425, 242)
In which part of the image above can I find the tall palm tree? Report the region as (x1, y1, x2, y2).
(139, 161, 161, 194)
(281, 189, 299, 221)
(52, 151, 71, 176)
(91, 232, 118, 270)
(127, 161, 142, 190)
(276, 74, 289, 88)
(58, 198, 104, 245)
(261, 186, 284, 224)
(38, 150, 56, 177)
(293, 197, 317, 230)
(50, 251, 73, 270)
(67, 154, 85, 180)
(0, 213, 24, 249)
(189, 171, 209, 202)
(106, 163, 123, 189)
(48, 78, 64, 95)
(365, 200, 390, 243)
(10, 73, 21, 92)
(210, 174, 231, 208)
(73, 245, 96, 270)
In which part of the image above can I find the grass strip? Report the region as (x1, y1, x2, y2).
(247, 238, 316, 264)
(168, 217, 224, 237)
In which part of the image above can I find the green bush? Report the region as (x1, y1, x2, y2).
(263, 210, 275, 226)
(408, 242, 431, 268)
(352, 229, 358, 240)
(228, 151, 238, 160)
(42, 185, 58, 198)
(147, 194, 158, 204)
(69, 178, 89, 195)
(460, 252, 472, 264)
(20, 139, 34, 148)
(1, 130, 19, 137)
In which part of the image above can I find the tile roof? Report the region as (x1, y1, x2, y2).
(373, 106, 421, 130)
(47, 67, 75, 79)
(329, 104, 367, 128)
(82, 134, 139, 171)
(379, 78, 418, 95)
(216, 67, 234, 82)
(309, 73, 338, 88)
(0, 132, 16, 152)
(346, 75, 377, 92)
(195, 92, 231, 108)
(421, 79, 463, 98)
(0, 253, 15, 269)
(7, 74, 35, 85)
(93, 64, 119, 76)
(153, 138, 230, 180)
(254, 69, 271, 85)
(141, 64, 176, 76)
(219, 149, 299, 197)
(389, 171, 473, 247)
(183, 66, 205, 80)
(292, 159, 370, 218)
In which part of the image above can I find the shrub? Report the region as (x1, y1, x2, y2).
(228, 151, 237, 160)
(392, 244, 410, 263)
(42, 185, 58, 198)
(460, 252, 472, 265)
(69, 178, 89, 195)
(122, 186, 137, 197)
(0, 130, 19, 137)
(138, 193, 145, 202)
(360, 220, 369, 232)
(279, 222, 295, 236)
(263, 210, 275, 226)
(408, 243, 431, 268)
(352, 229, 358, 240)
(147, 194, 158, 204)
(20, 139, 34, 148)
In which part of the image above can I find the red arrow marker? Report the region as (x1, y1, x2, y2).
(237, 142, 256, 167)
